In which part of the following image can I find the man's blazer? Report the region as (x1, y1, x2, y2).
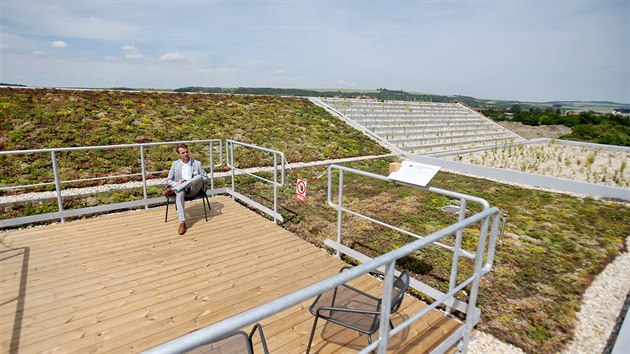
(166, 158, 208, 188)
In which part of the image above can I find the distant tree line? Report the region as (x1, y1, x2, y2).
(174, 86, 459, 103)
(174, 86, 322, 97)
(492, 105, 630, 146)
(0, 83, 26, 87)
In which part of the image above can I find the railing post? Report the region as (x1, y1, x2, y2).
(50, 150, 65, 223)
(209, 142, 214, 191)
(447, 198, 467, 315)
(229, 142, 235, 199)
(482, 211, 502, 275)
(462, 214, 491, 353)
(273, 153, 278, 224)
(140, 145, 148, 209)
(335, 169, 344, 259)
(280, 153, 285, 187)
(377, 261, 395, 354)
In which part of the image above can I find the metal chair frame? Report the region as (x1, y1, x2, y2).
(164, 182, 211, 223)
(305, 266, 410, 353)
(184, 323, 269, 354)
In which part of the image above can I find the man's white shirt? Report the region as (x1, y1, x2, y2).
(181, 161, 192, 181)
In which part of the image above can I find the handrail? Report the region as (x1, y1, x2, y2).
(325, 164, 500, 352)
(225, 140, 286, 223)
(145, 205, 500, 354)
(0, 139, 223, 227)
(326, 164, 491, 259)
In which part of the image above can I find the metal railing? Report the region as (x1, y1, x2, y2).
(225, 140, 286, 223)
(0, 139, 288, 228)
(147, 165, 500, 354)
(326, 164, 500, 353)
(0, 139, 223, 228)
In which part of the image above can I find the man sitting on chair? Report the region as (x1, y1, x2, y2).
(164, 143, 208, 235)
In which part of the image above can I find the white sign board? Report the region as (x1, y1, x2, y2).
(388, 161, 441, 187)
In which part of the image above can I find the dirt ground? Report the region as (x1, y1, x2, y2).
(496, 121, 572, 140)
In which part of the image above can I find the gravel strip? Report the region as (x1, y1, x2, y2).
(561, 236, 630, 354)
(467, 236, 630, 354)
(441, 142, 630, 189)
(468, 331, 525, 354)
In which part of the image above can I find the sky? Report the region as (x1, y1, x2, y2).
(1, 0, 628, 103)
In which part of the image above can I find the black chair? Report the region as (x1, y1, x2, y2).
(306, 266, 410, 354)
(164, 182, 211, 223)
(184, 323, 270, 354)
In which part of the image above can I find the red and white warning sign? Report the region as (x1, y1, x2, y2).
(296, 178, 307, 202)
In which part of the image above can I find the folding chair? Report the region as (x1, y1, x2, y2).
(164, 182, 211, 223)
(306, 266, 410, 353)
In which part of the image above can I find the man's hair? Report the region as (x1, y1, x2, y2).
(175, 143, 189, 153)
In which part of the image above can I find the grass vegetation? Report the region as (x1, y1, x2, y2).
(445, 141, 630, 188)
(0, 87, 388, 191)
(2, 88, 629, 353)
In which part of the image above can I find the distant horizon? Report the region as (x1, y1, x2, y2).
(2, 83, 629, 107)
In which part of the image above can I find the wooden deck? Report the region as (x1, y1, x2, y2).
(0, 196, 461, 353)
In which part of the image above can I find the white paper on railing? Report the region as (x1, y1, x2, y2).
(388, 161, 441, 186)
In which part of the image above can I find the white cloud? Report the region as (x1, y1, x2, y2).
(159, 52, 185, 62)
(0, 44, 9, 49)
(50, 40, 68, 48)
(121, 44, 145, 59)
(32, 50, 45, 56)
(274, 69, 285, 74)
(1, 3, 139, 41)
(104, 56, 117, 61)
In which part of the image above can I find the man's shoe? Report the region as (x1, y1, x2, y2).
(178, 222, 187, 235)
(164, 188, 175, 198)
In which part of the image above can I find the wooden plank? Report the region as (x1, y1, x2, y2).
(0, 196, 462, 354)
(3, 201, 271, 281)
(1, 224, 294, 326)
(8, 239, 321, 347)
(121, 261, 346, 353)
(4, 225, 294, 307)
